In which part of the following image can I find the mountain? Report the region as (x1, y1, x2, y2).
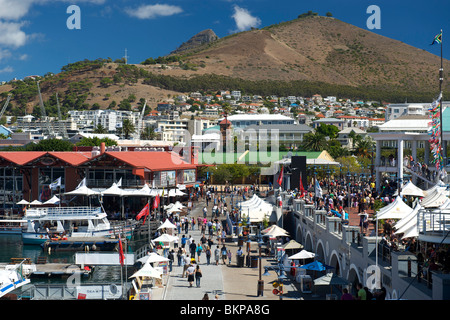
(160, 15, 449, 94)
(171, 29, 219, 54)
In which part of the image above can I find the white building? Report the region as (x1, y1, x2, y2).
(218, 114, 296, 129)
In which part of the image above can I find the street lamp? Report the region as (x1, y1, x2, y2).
(263, 264, 288, 300)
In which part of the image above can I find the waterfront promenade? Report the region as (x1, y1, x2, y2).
(150, 195, 333, 301)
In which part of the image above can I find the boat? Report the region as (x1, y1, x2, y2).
(0, 263, 32, 299)
(22, 206, 134, 245)
(0, 219, 27, 234)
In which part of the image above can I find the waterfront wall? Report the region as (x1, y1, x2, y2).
(288, 199, 448, 300)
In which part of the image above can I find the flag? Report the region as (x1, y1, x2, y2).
(299, 177, 305, 197)
(76, 177, 86, 189)
(116, 178, 122, 187)
(315, 180, 323, 198)
(431, 31, 442, 45)
(277, 165, 284, 187)
(118, 234, 125, 266)
(136, 203, 150, 224)
(152, 194, 160, 210)
(50, 177, 61, 190)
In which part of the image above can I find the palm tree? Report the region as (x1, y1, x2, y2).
(93, 124, 107, 134)
(122, 119, 135, 139)
(301, 132, 328, 151)
(141, 126, 158, 140)
(354, 137, 375, 158)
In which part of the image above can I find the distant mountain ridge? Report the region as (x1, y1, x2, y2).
(171, 29, 219, 54)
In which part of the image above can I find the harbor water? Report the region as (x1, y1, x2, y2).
(0, 233, 143, 285)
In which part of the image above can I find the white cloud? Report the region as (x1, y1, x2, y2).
(231, 5, 261, 32)
(0, 66, 14, 73)
(0, 49, 12, 61)
(0, 0, 34, 20)
(0, 21, 28, 48)
(125, 4, 183, 19)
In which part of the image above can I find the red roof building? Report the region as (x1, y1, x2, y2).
(0, 149, 203, 214)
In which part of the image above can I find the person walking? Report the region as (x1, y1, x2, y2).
(189, 240, 197, 259)
(205, 246, 211, 265)
(196, 243, 203, 263)
(214, 245, 220, 265)
(186, 264, 196, 287)
(221, 245, 227, 265)
(195, 265, 202, 287)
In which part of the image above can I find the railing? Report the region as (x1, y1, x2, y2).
(25, 206, 103, 219)
(418, 209, 450, 237)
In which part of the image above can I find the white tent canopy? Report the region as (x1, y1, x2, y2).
(420, 189, 448, 208)
(376, 196, 413, 220)
(65, 185, 100, 196)
(394, 180, 425, 197)
(30, 200, 42, 205)
(137, 252, 169, 264)
(424, 180, 446, 196)
(101, 183, 134, 197)
(158, 219, 177, 230)
(152, 233, 178, 243)
(129, 261, 162, 279)
(17, 199, 29, 205)
(239, 195, 273, 223)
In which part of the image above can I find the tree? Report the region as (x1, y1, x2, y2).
(316, 124, 339, 139)
(27, 138, 74, 151)
(141, 126, 157, 140)
(100, 77, 113, 88)
(354, 137, 375, 158)
(76, 137, 117, 147)
(122, 119, 135, 139)
(93, 124, 107, 134)
(301, 132, 327, 151)
(326, 12, 333, 17)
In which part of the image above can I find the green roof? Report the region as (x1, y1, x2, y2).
(198, 151, 323, 165)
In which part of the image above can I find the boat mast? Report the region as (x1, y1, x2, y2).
(439, 29, 444, 174)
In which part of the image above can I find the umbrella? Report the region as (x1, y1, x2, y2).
(282, 240, 304, 250)
(262, 225, 289, 237)
(129, 261, 162, 280)
(137, 252, 170, 264)
(30, 200, 42, 205)
(43, 195, 60, 205)
(288, 249, 315, 260)
(299, 261, 333, 271)
(17, 199, 30, 205)
(314, 272, 349, 286)
(313, 272, 349, 294)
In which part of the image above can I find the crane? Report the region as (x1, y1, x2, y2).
(56, 93, 69, 139)
(0, 93, 12, 122)
(36, 81, 54, 137)
(135, 99, 147, 140)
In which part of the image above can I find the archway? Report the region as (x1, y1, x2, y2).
(316, 240, 326, 263)
(329, 251, 341, 276)
(305, 232, 313, 252)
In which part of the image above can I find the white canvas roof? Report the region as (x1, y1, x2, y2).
(394, 181, 425, 197)
(376, 196, 413, 220)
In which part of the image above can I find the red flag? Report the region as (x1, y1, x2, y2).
(277, 165, 284, 187)
(136, 203, 150, 224)
(299, 177, 305, 197)
(152, 194, 160, 210)
(118, 234, 125, 266)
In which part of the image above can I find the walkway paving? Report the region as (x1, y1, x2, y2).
(150, 194, 335, 301)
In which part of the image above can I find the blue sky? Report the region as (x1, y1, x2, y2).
(0, 0, 448, 82)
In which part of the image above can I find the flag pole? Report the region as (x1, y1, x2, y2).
(440, 29, 445, 173)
